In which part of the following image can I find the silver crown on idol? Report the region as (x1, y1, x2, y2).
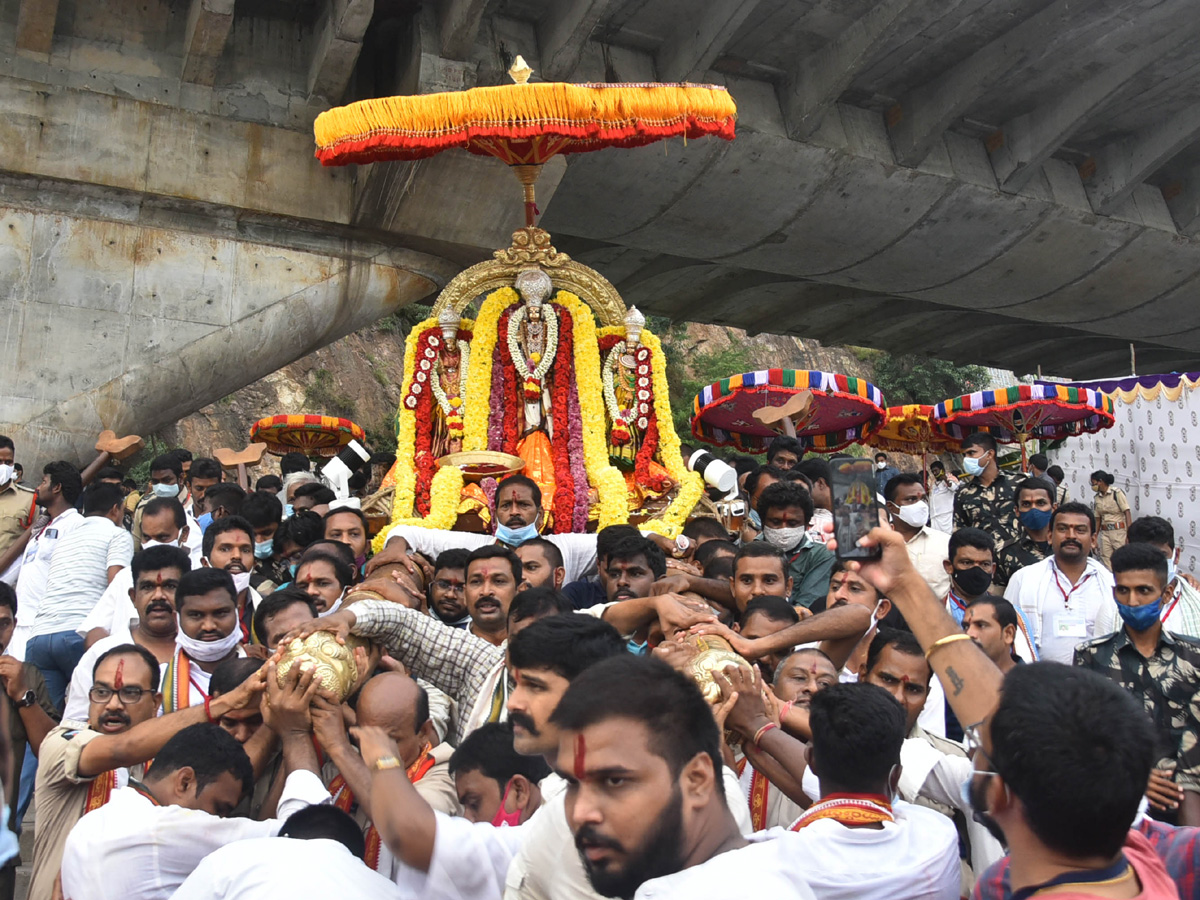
(624, 305, 646, 346)
(515, 268, 553, 308)
(438, 306, 460, 342)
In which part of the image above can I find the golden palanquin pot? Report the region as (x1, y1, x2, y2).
(276, 632, 366, 701)
(685, 634, 754, 703)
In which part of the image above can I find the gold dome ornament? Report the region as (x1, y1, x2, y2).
(275, 632, 367, 701)
(684, 633, 755, 704)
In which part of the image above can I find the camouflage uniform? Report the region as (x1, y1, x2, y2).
(994, 532, 1051, 589)
(1075, 628, 1200, 800)
(953, 471, 1019, 553)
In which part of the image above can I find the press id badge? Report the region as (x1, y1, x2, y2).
(1054, 613, 1088, 638)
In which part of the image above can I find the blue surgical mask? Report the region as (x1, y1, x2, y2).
(254, 539, 274, 560)
(1117, 597, 1165, 632)
(1167, 557, 1178, 585)
(197, 512, 213, 532)
(495, 521, 539, 546)
(1017, 508, 1052, 532)
(962, 456, 985, 477)
(746, 508, 762, 530)
(151, 482, 180, 499)
(626, 638, 649, 656)
(283, 503, 294, 519)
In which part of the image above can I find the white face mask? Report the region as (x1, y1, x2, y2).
(230, 571, 252, 595)
(175, 619, 241, 662)
(318, 590, 346, 618)
(893, 499, 929, 529)
(876, 461, 887, 470)
(141, 537, 181, 550)
(0, 464, 14, 485)
(762, 526, 808, 551)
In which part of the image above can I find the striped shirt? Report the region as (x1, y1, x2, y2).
(33, 517, 133, 636)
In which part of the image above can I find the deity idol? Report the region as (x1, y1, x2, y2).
(506, 268, 559, 512)
(429, 306, 470, 458)
(601, 306, 677, 509)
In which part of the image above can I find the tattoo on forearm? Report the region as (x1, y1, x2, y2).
(946, 666, 965, 696)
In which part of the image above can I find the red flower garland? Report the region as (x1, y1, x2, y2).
(497, 307, 520, 455)
(599, 335, 663, 491)
(549, 305, 575, 531)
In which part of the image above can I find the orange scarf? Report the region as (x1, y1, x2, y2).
(330, 748, 436, 871)
(83, 770, 119, 814)
(790, 793, 894, 830)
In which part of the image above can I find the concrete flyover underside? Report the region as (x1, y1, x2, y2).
(4, 0, 1200, 466)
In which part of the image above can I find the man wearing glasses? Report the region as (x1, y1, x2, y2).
(29, 644, 262, 900)
(427, 549, 470, 629)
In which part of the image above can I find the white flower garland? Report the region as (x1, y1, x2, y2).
(430, 339, 470, 417)
(602, 342, 636, 425)
(508, 304, 558, 383)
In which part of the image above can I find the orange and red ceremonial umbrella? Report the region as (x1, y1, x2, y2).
(250, 414, 365, 458)
(313, 57, 737, 226)
(865, 404, 962, 484)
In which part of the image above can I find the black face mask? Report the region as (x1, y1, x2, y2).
(954, 565, 993, 598)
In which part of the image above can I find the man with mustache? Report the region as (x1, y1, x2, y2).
(1003, 502, 1117, 664)
(30, 643, 263, 900)
(200, 516, 261, 644)
(162, 568, 246, 712)
(63, 545, 190, 723)
(515, 539, 566, 591)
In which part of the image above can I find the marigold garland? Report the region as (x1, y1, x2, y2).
(463, 289, 516, 452)
(375, 315, 474, 552)
(549, 304, 576, 531)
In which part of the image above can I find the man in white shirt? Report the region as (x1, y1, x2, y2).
(61, 672, 331, 900)
(64, 545, 191, 723)
(741, 678, 959, 900)
(885, 474, 951, 600)
(78, 499, 197, 647)
(1004, 502, 1117, 663)
(12, 461, 84, 661)
(28, 483, 133, 708)
(368, 476, 598, 584)
(927, 462, 959, 535)
(161, 568, 246, 713)
(547, 655, 815, 900)
(171, 806, 404, 900)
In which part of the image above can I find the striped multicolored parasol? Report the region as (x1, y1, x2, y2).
(933, 383, 1115, 467)
(691, 369, 887, 454)
(250, 414, 366, 458)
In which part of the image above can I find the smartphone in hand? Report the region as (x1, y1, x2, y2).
(832, 457, 883, 560)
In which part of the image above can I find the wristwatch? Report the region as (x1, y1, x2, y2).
(371, 756, 402, 772)
(16, 690, 35, 708)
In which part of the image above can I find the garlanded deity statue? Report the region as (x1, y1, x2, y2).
(505, 268, 561, 514)
(430, 306, 470, 457)
(599, 305, 677, 510)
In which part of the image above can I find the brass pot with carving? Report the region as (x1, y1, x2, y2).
(276, 632, 367, 702)
(684, 633, 754, 704)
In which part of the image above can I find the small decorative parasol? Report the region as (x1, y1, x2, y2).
(250, 414, 366, 458)
(313, 56, 737, 227)
(691, 369, 887, 454)
(932, 384, 1115, 468)
(866, 405, 963, 480)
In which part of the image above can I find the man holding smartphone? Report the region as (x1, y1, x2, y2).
(928, 462, 959, 534)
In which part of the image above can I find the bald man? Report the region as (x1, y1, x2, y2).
(311, 672, 459, 880)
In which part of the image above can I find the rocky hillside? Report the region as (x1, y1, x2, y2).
(154, 316, 878, 473)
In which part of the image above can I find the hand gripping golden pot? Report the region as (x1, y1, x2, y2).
(275, 632, 367, 701)
(684, 633, 754, 704)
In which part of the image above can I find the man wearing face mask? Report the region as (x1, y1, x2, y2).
(195, 484, 246, 536)
(64, 545, 190, 723)
(239, 492, 285, 594)
(368, 476, 598, 585)
(1128, 516, 1200, 639)
(1075, 543, 1200, 826)
(885, 474, 951, 600)
(953, 433, 1019, 553)
(132, 454, 192, 550)
(0, 435, 36, 562)
(755, 482, 837, 609)
(738, 465, 784, 543)
(994, 479, 1056, 589)
(161, 568, 246, 712)
(873, 452, 901, 497)
(200, 516, 261, 644)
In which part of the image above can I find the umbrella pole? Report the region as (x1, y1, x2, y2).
(512, 165, 543, 228)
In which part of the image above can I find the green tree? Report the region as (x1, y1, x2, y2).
(654, 320, 756, 444)
(869, 353, 989, 406)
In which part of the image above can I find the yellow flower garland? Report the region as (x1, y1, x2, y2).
(597, 326, 704, 537)
(463, 288, 518, 452)
(375, 314, 475, 553)
(554, 292, 629, 530)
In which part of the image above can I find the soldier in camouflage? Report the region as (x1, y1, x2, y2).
(953, 433, 1018, 553)
(994, 478, 1056, 589)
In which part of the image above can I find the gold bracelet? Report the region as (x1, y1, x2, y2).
(924, 633, 973, 661)
(371, 756, 402, 772)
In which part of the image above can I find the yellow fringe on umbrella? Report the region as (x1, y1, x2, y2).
(313, 82, 737, 166)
